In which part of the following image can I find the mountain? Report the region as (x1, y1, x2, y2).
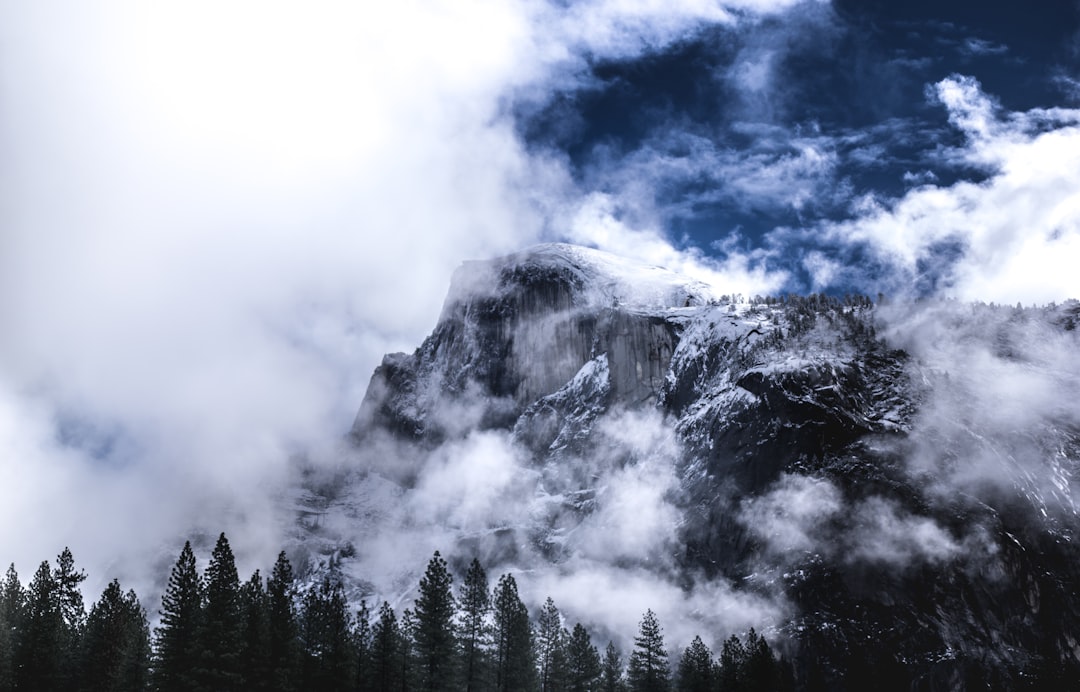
(299, 243, 1080, 690)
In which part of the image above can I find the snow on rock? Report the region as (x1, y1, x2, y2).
(442, 243, 715, 316)
(302, 244, 1080, 688)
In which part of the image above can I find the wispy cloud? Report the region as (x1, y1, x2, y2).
(960, 37, 1009, 56)
(812, 75, 1080, 302)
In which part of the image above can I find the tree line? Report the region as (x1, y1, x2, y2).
(0, 536, 792, 691)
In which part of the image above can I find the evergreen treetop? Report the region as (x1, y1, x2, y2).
(459, 558, 491, 692)
(154, 540, 203, 692)
(412, 551, 457, 691)
(628, 609, 669, 692)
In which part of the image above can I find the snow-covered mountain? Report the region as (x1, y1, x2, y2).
(295, 243, 1080, 688)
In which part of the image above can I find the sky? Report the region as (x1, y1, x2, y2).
(2, 0, 1080, 599)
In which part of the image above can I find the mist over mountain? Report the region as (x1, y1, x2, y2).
(288, 243, 1080, 689)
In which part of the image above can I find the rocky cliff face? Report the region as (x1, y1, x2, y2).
(351, 245, 691, 442)
(328, 244, 1080, 689)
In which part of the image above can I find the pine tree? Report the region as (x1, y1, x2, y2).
(16, 561, 63, 691)
(355, 600, 373, 690)
(627, 610, 669, 692)
(153, 540, 203, 692)
(198, 532, 244, 690)
(0, 565, 22, 692)
(299, 578, 356, 691)
(601, 641, 625, 692)
(776, 653, 796, 692)
(565, 623, 601, 692)
(458, 558, 491, 692)
(492, 573, 535, 692)
(0, 608, 13, 692)
(537, 597, 566, 692)
(400, 608, 417, 691)
(267, 551, 299, 692)
(742, 629, 778, 692)
(412, 551, 457, 691)
(553, 628, 571, 692)
(371, 601, 402, 692)
(53, 548, 86, 632)
(53, 547, 87, 687)
(0, 564, 23, 630)
(121, 588, 151, 691)
(239, 569, 271, 691)
(676, 636, 712, 692)
(80, 579, 150, 692)
(717, 634, 745, 692)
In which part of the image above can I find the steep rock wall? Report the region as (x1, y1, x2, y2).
(352, 247, 682, 443)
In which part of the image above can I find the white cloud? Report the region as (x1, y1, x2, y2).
(741, 471, 992, 571)
(931, 74, 1001, 145)
(0, 0, 805, 594)
(960, 37, 1008, 57)
(802, 250, 842, 290)
(408, 431, 532, 530)
(567, 192, 787, 296)
(739, 474, 842, 557)
(824, 75, 1080, 303)
(572, 411, 683, 562)
(879, 301, 1080, 517)
(527, 560, 786, 654)
(846, 497, 959, 566)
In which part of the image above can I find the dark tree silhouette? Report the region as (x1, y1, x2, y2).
(267, 550, 300, 691)
(492, 573, 535, 692)
(627, 610, 669, 692)
(153, 541, 203, 692)
(565, 623, 601, 692)
(371, 601, 402, 692)
(458, 558, 491, 692)
(16, 561, 63, 691)
(80, 579, 150, 692)
(0, 540, 807, 692)
(536, 597, 567, 692)
(53, 546, 87, 686)
(602, 641, 626, 692)
(198, 532, 243, 690)
(0, 610, 10, 692)
(299, 578, 356, 691)
(676, 636, 712, 692)
(400, 608, 417, 690)
(0, 564, 22, 692)
(717, 634, 746, 692)
(412, 551, 457, 691)
(743, 629, 779, 692)
(355, 599, 373, 690)
(239, 569, 271, 691)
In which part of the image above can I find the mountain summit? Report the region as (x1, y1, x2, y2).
(305, 244, 1080, 689)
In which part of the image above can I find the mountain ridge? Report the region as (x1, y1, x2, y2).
(304, 243, 1080, 689)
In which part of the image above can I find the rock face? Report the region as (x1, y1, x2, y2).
(351, 245, 689, 442)
(338, 244, 1080, 689)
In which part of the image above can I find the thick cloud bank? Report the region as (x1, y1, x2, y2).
(0, 0, 802, 598)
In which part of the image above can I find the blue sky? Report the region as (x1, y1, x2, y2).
(2, 0, 1080, 588)
(515, 0, 1080, 295)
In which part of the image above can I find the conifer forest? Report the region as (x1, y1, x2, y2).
(0, 536, 792, 692)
